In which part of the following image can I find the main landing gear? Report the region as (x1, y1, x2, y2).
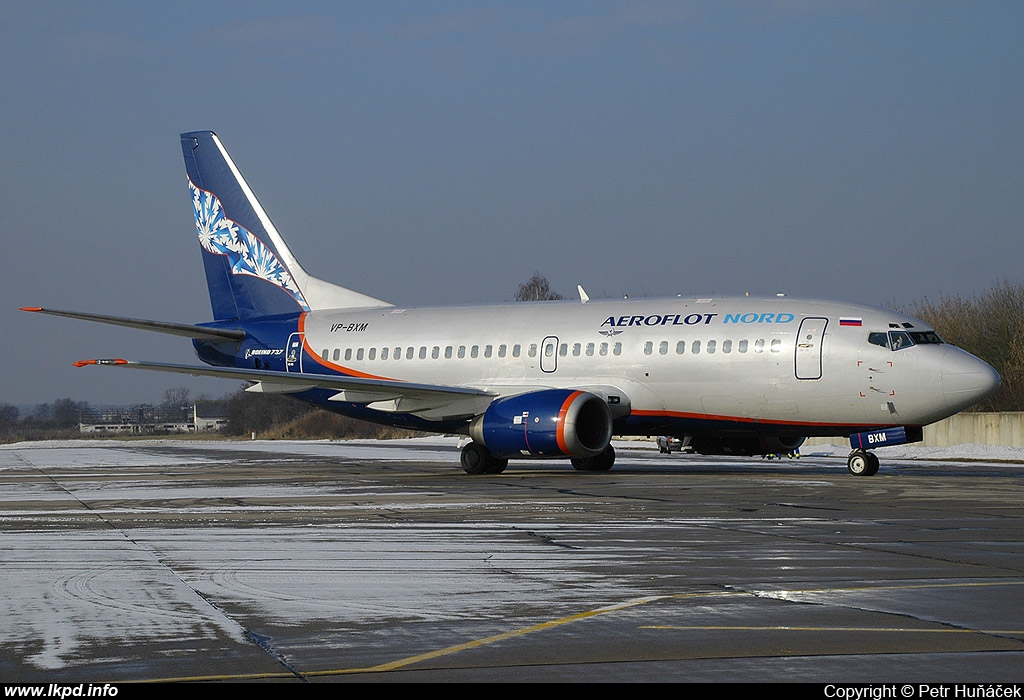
(460, 442, 508, 475)
(570, 444, 616, 472)
(847, 449, 880, 476)
(460, 442, 617, 474)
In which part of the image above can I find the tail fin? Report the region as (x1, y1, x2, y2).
(180, 131, 390, 321)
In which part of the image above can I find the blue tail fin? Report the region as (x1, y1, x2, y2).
(180, 131, 390, 321)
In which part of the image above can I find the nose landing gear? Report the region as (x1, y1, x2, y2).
(847, 449, 880, 476)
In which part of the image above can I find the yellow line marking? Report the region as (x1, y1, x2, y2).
(131, 579, 1024, 682)
(133, 594, 669, 682)
(306, 594, 669, 677)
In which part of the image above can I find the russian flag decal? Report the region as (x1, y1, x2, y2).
(840, 317, 863, 327)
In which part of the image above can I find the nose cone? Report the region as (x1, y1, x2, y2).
(941, 347, 1001, 412)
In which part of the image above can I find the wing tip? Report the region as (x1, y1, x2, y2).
(19, 306, 43, 312)
(73, 358, 129, 368)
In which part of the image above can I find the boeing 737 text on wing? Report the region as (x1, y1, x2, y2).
(23, 131, 1001, 476)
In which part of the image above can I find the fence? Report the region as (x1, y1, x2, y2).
(805, 412, 1024, 448)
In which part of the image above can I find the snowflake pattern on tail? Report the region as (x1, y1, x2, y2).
(189, 179, 309, 312)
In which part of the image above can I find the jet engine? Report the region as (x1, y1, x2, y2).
(690, 435, 806, 457)
(469, 389, 613, 459)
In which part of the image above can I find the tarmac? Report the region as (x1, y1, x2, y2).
(1, 437, 1022, 683)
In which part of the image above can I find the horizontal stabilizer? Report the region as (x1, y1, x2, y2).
(20, 307, 245, 342)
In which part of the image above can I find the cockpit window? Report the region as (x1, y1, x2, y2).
(868, 332, 889, 348)
(909, 331, 944, 345)
(868, 330, 923, 351)
(889, 330, 914, 350)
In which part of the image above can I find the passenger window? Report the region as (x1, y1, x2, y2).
(691, 340, 701, 354)
(770, 339, 781, 353)
(707, 340, 716, 354)
(368, 348, 376, 361)
(676, 341, 686, 354)
(659, 341, 669, 355)
(599, 343, 608, 356)
(381, 347, 389, 360)
(345, 348, 353, 361)
(722, 340, 732, 354)
(498, 344, 507, 358)
(444, 346, 453, 359)
(572, 343, 581, 357)
(738, 340, 748, 353)
(644, 341, 653, 356)
(585, 343, 594, 357)
(754, 339, 764, 353)
(513, 344, 521, 358)
(431, 346, 440, 359)
(613, 343, 622, 356)
(418, 347, 427, 360)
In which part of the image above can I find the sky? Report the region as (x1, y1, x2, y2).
(2, 1, 1022, 408)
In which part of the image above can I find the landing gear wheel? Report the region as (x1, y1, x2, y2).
(461, 442, 507, 475)
(571, 444, 616, 472)
(485, 456, 508, 474)
(847, 449, 880, 476)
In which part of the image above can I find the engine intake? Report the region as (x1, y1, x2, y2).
(470, 389, 613, 459)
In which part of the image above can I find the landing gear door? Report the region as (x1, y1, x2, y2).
(795, 317, 828, 380)
(286, 332, 305, 373)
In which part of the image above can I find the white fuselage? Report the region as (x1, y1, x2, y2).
(286, 295, 996, 435)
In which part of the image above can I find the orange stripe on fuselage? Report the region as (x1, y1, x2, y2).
(629, 409, 890, 430)
(297, 312, 398, 381)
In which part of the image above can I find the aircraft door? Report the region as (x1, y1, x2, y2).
(795, 317, 828, 380)
(286, 332, 305, 373)
(540, 336, 558, 373)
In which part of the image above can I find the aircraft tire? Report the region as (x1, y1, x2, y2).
(571, 444, 615, 472)
(485, 457, 508, 474)
(461, 442, 494, 475)
(847, 450, 879, 476)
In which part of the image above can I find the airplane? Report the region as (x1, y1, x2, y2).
(22, 130, 1001, 476)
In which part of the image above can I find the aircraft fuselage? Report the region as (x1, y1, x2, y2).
(197, 294, 997, 443)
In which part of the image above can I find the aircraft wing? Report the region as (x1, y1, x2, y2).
(73, 359, 497, 421)
(21, 307, 246, 342)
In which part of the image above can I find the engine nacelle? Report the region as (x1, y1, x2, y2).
(469, 389, 613, 459)
(690, 435, 806, 457)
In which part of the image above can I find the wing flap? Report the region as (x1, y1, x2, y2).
(74, 359, 495, 420)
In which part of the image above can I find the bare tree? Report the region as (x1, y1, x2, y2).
(162, 387, 192, 421)
(515, 273, 563, 302)
(897, 279, 1024, 411)
(0, 404, 18, 437)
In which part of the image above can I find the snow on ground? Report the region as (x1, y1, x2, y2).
(3, 435, 1023, 465)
